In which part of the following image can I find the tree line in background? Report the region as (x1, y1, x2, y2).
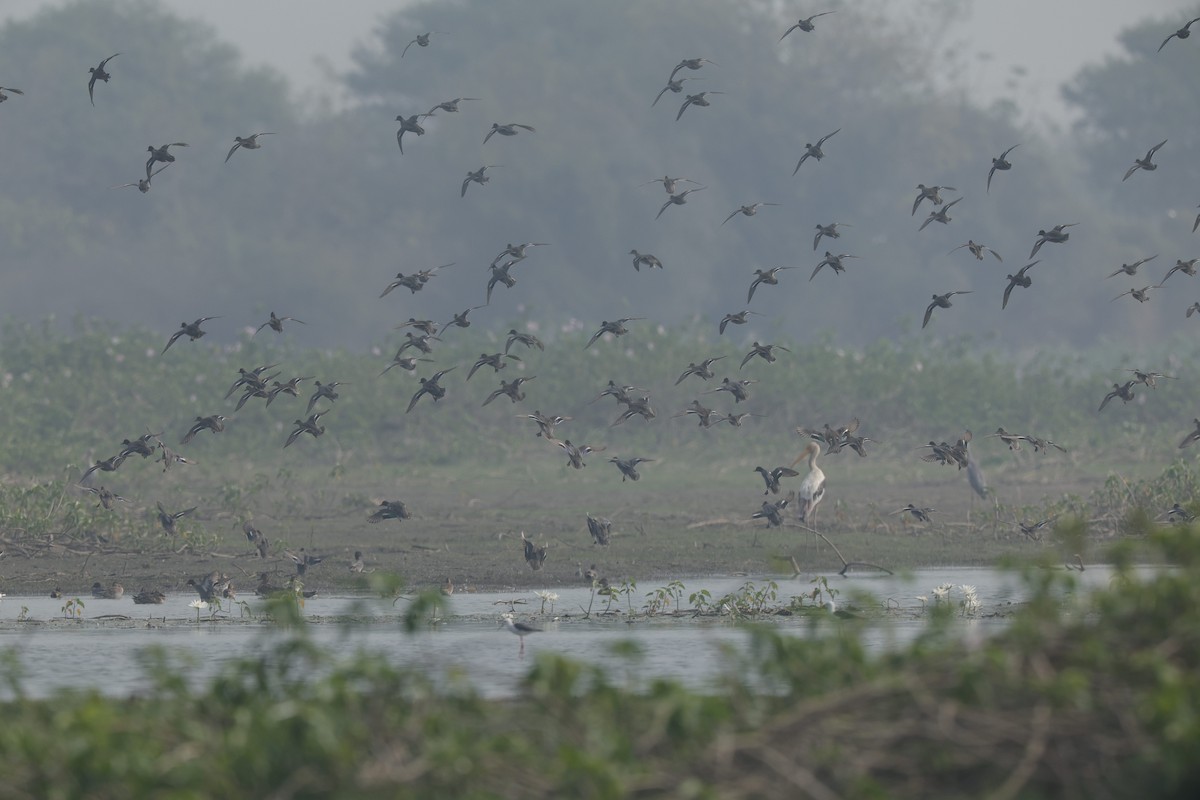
(0, 0, 1196, 354)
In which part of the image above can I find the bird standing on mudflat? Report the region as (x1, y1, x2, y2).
(790, 442, 826, 524)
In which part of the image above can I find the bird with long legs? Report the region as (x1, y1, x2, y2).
(789, 442, 826, 525)
(500, 614, 541, 657)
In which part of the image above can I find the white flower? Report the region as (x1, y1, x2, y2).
(931, 584, 952, 602)
(188, 599, 208, 610)
(915, 595, 927, 607)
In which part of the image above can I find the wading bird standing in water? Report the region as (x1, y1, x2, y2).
(500, 614, 541, 656)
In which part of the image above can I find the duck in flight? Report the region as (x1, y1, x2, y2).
(949, 240, 1001, 261)
(676, 90, 724, 121)
(1106, 255, 1158, 279)
(656, 186, 706, 220)
(483, 122, 535, 144)
(629, 250, 663, 271)
(146, 142, 188, 180)
(1123, 139, 1167, 181)
(652, 76, 700, 107)
(162, 316, 219, 354)
(668, 57, 717, 82)
(813, 221, 850, 251)
(402, 32, 444, 57)
(922, 291, 971, 329)
(747, 267, 796, 302)
(88, 53, 119, 106)
(987, 144, 1019, 192)
(780, 11, 836, 41)
(113, 163, 170, 194)
(1158, 17, 1200, 52)
(462, 164, 501, 197)
(255, 312, 305, 335)
(1002, 261, 1039, 310)
(1030, 223, 1078, 258)
(918, 197, 963, 231)
(912, 184, 955, 215)
(225, 132, 276, 163)
(793, 129, 840, 174)
(395, 114, 428, 153)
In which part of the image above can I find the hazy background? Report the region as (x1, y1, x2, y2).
(0, 0, 1197, 354)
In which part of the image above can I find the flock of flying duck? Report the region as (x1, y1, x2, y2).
(6, 9, 1200, 604)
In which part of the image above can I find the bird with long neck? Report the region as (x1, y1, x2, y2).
(790, 441, 826, 524)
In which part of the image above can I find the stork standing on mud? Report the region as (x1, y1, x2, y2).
(790, 441, 826, 524)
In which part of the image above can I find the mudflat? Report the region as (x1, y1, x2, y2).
(0, 463, 1103, 601)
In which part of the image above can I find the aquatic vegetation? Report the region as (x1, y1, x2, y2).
(0, 523, 1197, 796)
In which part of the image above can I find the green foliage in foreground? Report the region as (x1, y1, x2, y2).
(3, 528, 1200, 798)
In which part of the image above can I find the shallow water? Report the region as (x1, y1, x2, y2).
(0, 565, 1143, 698)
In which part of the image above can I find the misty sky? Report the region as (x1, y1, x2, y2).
(4, 0, 1195, 128)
